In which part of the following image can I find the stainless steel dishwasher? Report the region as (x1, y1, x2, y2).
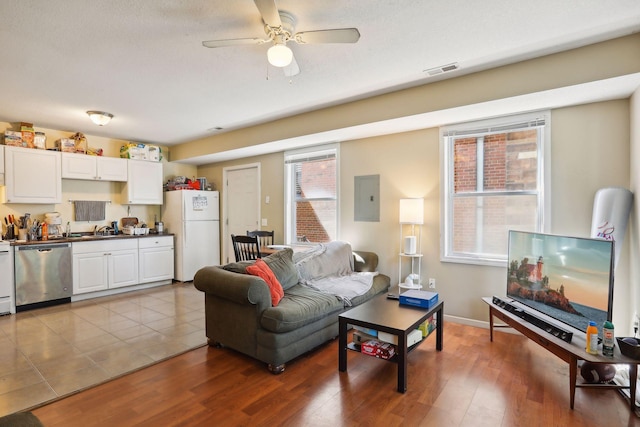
(15, 242, 72, 311)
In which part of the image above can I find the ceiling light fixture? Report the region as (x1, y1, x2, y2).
(86, 111, 114, 126)
(267, 39, 293, 68)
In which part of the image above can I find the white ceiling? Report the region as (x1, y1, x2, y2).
(1, 1, 639, 160)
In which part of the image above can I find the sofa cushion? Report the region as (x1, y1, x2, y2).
(222, 248, 298, 290)
(263, 248, 298, 290)
(260, 284, 344, 333)
(246, 259, 284, 306)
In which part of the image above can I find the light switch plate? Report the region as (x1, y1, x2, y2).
(261, 218, 268, 226)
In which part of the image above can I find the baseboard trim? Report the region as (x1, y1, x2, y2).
(72, 280, 173, 302)
(443, 314, 520, 335)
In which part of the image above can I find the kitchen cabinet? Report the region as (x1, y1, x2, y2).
(4, 146, 62, 204)
(138, 236, 174, 283)
(122, 160, 163, 205)
(62, 153, 128, 181)
(72, 239, 139, 294)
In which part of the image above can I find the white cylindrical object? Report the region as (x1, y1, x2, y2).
(591, 187, 633, 268)
(404, 236, 417, 254)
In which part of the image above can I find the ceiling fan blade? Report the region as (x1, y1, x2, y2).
(283, 54, 300, 77)
(202, 38, 266, 48)
(294, 28, 360, 44)
(254, 0, 281, 28)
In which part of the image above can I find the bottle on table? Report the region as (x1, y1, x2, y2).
(586, 321, 599, 355)
(602, 320, 615, 358)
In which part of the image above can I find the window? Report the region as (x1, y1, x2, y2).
(284, 144, 339, 245)
(441, 112, 549, 266)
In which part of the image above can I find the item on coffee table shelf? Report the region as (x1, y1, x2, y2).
(353, 330, 378, 348)
(378, 328, 422, 346)
(361, 340, 396, 360)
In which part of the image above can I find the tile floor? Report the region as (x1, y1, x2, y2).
(0, 282, 206, 417)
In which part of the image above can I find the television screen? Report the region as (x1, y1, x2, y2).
(506, 231, 614, 338)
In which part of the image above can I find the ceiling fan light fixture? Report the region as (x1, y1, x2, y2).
(87, 111, 114, 126)
(267, 43, 293, 67)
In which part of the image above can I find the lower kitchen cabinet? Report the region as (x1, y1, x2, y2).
(73, 239, 139, 294)
(139, 236, 174, 283)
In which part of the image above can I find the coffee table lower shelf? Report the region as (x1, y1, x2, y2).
(346, 340, 425, 363)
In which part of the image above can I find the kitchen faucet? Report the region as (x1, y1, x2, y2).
(94, 225, 113, 236)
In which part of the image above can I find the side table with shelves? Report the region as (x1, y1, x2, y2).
(339, 293, 444, 392)
(398, 252, 423, 291)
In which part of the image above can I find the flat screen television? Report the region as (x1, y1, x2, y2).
(506, 230, 614, 339)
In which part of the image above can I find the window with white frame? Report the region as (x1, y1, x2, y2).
(441, 112, 550, 266)
(284, 144, 339, 245)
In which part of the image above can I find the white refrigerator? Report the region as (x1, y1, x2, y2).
(162, 190, 220, 282)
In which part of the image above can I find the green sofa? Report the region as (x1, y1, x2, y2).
(194, 243, 390, 373)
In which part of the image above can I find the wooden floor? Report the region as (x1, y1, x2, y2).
(33, 322, 640, 426)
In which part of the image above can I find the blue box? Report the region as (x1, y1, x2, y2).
(399, 290, 439, 308)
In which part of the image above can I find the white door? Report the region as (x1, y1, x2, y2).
(224, 164, 260, 264)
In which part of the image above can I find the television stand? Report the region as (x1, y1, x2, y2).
(491, 296, 573, 343)
(483, 297, 639, 412)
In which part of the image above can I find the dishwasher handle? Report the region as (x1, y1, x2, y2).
(16, 243, 71, 251)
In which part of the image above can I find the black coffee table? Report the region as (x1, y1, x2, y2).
(338, 294, 443, 392)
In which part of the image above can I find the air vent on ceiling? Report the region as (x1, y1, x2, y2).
(423, 62, 459, 76)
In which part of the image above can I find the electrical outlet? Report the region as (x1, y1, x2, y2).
(428, 278, 436, 289)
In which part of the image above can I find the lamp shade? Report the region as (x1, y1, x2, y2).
(87, 111, 113, 126)
(267, 43, 293, 67)
(399, 198, 424, 224)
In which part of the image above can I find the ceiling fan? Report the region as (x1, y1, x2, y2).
(202, 0, 360, 77)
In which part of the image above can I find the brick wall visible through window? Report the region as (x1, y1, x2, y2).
(443, 114, 546, 265)
(285, 147, 338, 244)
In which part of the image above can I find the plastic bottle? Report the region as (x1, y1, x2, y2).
(41, 222, 48, 241)
(602, 320, 615, 358)
(586, 321, 599, 355)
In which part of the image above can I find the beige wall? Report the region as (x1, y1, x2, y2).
(630, 88, 640, 333)
(196, 99, 634, 332)
(182, 34, 640, 332)
(0, 122, 197, 232)
(173, 33, 640, 162)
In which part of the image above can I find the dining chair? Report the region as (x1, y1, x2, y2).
(247, 230, 275, 248)
(231, 234, 262, 262)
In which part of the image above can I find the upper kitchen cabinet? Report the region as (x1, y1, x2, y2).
(122, 160, 163, 205)
(4, 146, 62, 204)
(61, 152, 128, 181)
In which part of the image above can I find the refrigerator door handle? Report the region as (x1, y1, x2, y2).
(183, 221, 187, 248)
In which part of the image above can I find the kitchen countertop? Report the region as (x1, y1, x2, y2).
(9, 232, 174, 246)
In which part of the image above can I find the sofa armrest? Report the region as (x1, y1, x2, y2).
(352, 250, 378, 272)
(194, 266, 271, 308)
